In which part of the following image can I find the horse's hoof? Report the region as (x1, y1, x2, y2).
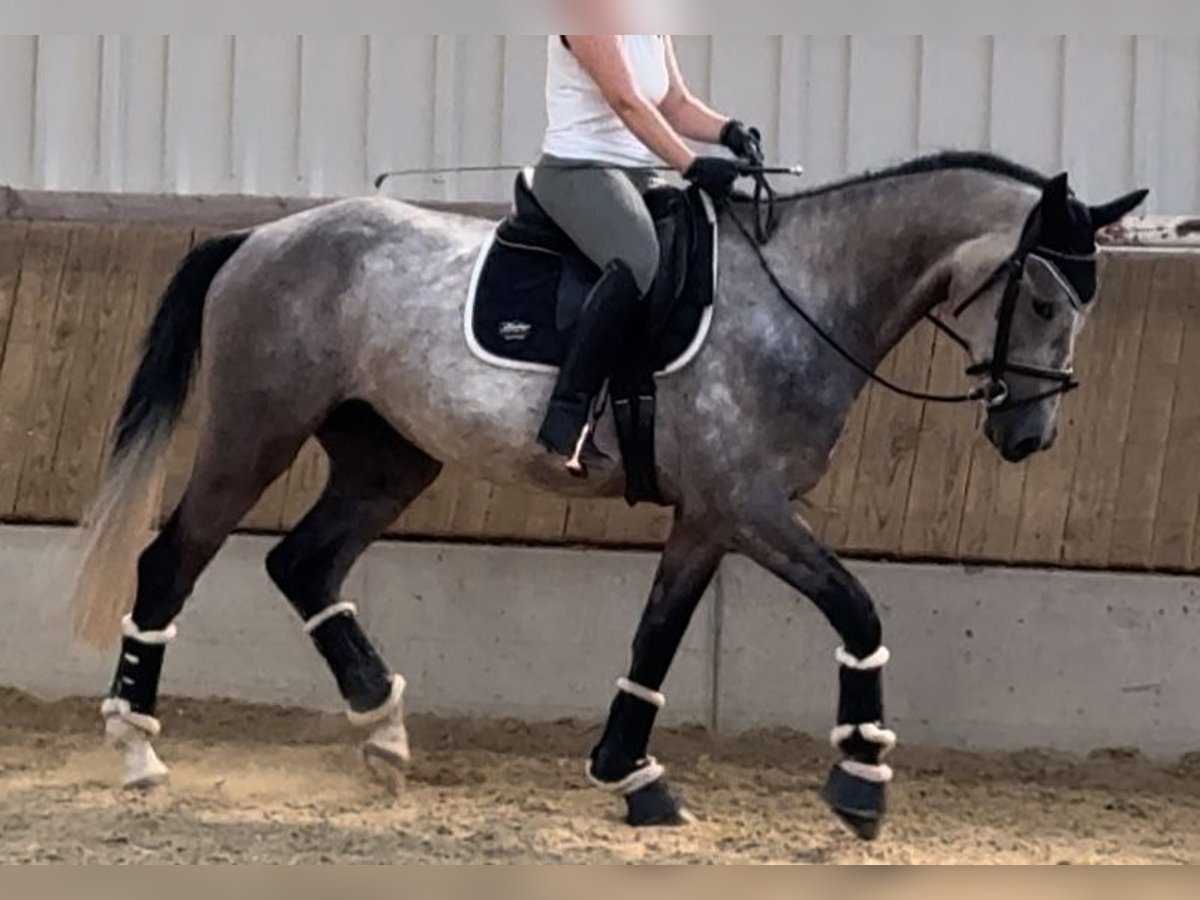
(626, 780, 695, 828)
(822, 764, 887, 841)
(116, 736, 170, 792)
(123, 768, 169, 792)
(363, 742, 408, 796)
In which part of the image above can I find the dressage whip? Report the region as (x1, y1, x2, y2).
(373, 163, 804, 191)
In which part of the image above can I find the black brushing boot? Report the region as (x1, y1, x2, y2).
(538, 259, 641, 475)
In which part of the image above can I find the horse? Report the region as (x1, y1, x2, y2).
(70, 150, 1147, 841)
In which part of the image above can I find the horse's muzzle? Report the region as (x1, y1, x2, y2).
(986, 417, 1056, 464)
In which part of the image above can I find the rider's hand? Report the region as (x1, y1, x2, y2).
(684, 156, 744, 202)
(720, 120, 764, 165)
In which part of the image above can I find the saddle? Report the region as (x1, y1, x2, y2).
(467, 172, 718, 505)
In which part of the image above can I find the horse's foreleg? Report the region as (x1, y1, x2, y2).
(736, 501, 894, 842)
(266, 402, 442, 791)
(589, 514, 723, 827)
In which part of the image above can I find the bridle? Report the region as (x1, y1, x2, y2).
(729, 177, 1094, 412)
(925, 223, 1089, 411)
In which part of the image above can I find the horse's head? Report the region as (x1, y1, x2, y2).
(943, 174, 1148, 463)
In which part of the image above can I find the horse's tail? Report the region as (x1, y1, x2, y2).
(71, 231, 251, 647)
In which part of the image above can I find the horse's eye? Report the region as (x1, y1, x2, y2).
(1032, 297, 1056, 321)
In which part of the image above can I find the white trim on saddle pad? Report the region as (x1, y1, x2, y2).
(463, 181, 719, 377)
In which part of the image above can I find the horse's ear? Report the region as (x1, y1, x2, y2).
(1090, 189, 1150, 230)
(1041, 173, 1071, 211)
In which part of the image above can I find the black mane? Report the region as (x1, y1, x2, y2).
(755, 151, 1049, 203)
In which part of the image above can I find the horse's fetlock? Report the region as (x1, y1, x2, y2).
(589, 743, 643, 785)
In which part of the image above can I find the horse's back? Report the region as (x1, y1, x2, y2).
(196, 194, 548, 477)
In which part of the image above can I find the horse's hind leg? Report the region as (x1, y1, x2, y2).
(105, 423, 310, 788)
(265, 401, 441, 788)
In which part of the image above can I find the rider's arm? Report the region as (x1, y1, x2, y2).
(658, 37, 729, 144)
(565, 35, 696, 172)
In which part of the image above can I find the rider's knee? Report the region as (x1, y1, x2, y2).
(621, 236, 660, 296)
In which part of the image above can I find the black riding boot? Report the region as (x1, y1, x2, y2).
(538, 260, 641, 474)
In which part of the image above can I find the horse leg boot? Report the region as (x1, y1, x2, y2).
(735, 495, 895, 841)
(538, 260, 641, 475)
(588, 515, 724, 827)
(103, 608, 177, 789)
(267, 403, 443, 791)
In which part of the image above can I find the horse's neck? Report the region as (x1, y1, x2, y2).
(769, 171, 1032, 379)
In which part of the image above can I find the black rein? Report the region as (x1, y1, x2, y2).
(728, 181, 1084, 412)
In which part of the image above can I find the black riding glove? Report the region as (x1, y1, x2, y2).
(684, 156, 743, 203)
(720, 119, 764, 165)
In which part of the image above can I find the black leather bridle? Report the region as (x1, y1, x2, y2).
(730, 185, 1095, 412)
(921, 217, 1094, 415)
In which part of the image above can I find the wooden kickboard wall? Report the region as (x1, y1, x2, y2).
(0, 219, 1196, 572)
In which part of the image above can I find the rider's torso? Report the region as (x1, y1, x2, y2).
(542, 35, 669, 168)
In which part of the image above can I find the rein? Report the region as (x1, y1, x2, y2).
(728, 185, 1086, 412)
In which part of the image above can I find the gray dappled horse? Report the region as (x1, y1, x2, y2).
(72, 152, 1146, 840)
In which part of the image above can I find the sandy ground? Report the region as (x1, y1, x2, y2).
(1, 688, 1197, 865)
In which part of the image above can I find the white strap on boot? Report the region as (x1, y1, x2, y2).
(101, 699, 169, 789)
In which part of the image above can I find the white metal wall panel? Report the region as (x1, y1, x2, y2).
(0, 35, 1197, 213)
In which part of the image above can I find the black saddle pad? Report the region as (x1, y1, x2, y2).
(467, 172, 717, 373)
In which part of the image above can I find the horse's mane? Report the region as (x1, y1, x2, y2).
(748, 151, 1048, 204)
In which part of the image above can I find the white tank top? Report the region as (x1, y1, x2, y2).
(542, 35, 670, 168)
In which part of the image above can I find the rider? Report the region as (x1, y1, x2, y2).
(532, 34, 764, 473)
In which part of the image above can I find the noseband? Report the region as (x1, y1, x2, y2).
(730, 188, 1095, 411)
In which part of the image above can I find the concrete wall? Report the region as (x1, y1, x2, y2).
(5, 525, 1198, 759)
(1, 35, 1196, 212)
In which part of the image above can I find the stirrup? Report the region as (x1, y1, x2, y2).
(539, 397, 609, 476)
(566, 423, 594, 477)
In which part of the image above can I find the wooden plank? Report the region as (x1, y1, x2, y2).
(44, 225, 141, 521)
(956, 430, 1029, 564)
(0, 224, 30, 375)
(899, 330, 976, 558)
(601, 505, 673, 548)
(0, 224, 73, 516)
(1108, 257, 1189, 568)
(818, 380, 872, 548)
(11, 226, 106, 518)
(444, 477, 494, 538)
(395, 469, 468, 538)
(1009, 266, 1115, 565)
(845, 324, 936, 555)
(479, 484, 569, 544)
(1019, 250, 1113, 564)
(1061, 254, 1149, 566)
(1152, 257, 1200, 569)
(563, 496, 615, 547)
(800, 464, 835, 540)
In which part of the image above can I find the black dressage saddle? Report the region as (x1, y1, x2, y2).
(468, 173, 718, 505)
